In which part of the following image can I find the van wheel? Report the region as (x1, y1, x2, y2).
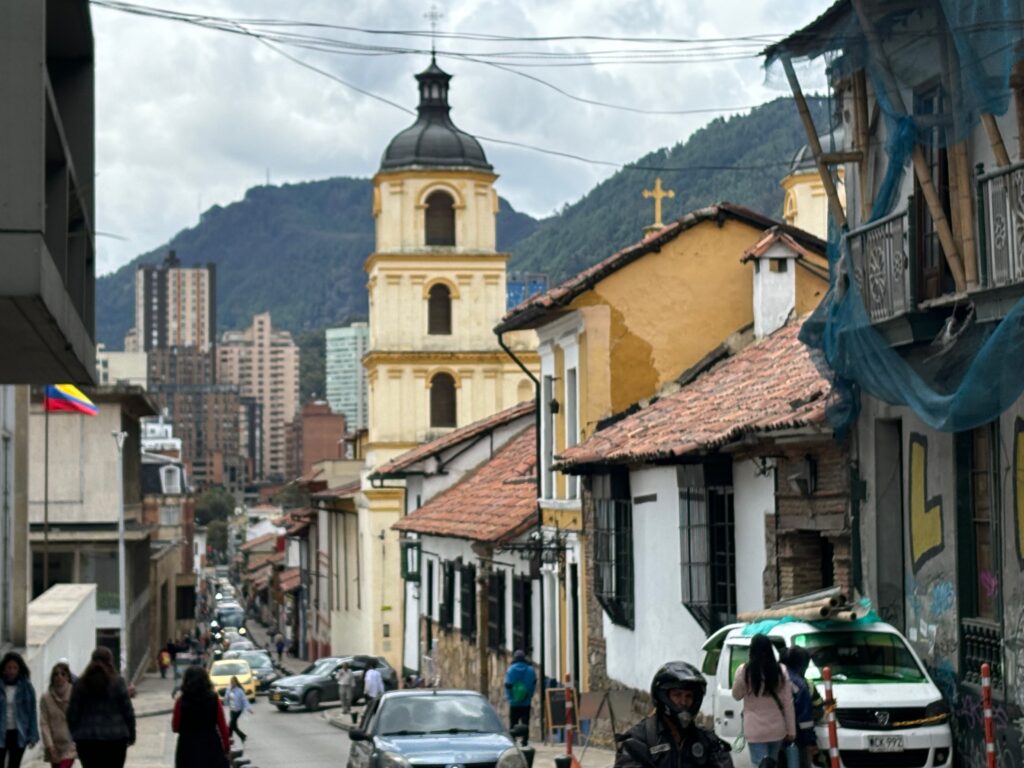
(305, 690, 321, 712)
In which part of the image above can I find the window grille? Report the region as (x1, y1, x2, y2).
(440, 561, 455, 630)
(512, 574, 533, 656)
(594, 498, 634, 628)
(487, 570, 506, 651)
(679, 482, 736, 633)
(460, 563, 477, 639)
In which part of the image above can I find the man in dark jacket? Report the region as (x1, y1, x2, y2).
(504, 650, 536, 742)
(615, 661, 732, 768)
(780, 647, 818, 768)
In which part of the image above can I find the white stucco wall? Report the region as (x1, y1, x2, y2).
(732, 458, 772, 615)
(752, 244, 796, 340)
(605, 467, 707, 691)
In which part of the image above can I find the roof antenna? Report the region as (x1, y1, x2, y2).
(424, 4, 444, 60)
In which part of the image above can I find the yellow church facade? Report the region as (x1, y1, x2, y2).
(332, 59, 536, 671)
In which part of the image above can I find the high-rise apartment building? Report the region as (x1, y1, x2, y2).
(132, 251, 216, 353)
(325, 323, 368, 430)
(217, 313, 299, 481)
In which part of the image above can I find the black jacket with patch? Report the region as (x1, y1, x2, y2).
(614, 713, 733, 768)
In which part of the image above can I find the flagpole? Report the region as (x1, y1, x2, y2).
(43, 394, 49, 592)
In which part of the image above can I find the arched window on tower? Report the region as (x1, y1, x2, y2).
(427, 283, 452, 335)
(430, 373, 457, 428)
(425, 190, 456, 246)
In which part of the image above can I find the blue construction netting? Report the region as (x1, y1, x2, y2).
(766, 0, 1024, 433)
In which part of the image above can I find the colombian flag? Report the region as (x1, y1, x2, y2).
(43, 385, 98, 416)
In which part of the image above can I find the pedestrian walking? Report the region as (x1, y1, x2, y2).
(172, 667, 229, 768)
(731, 634, 795, 767)
(503, 650, 536, 743)
(223, 677, 252, 744)
(158, 649, 172, 680)
(779, 647, 817, 768)
(336, 663, 354, 714)
(39, 662, 76, 768)
(0, 652, 39, 768)
(67, 647, 136, 768)
(274, 634, 285, 663)
(363, 665, 384, 706)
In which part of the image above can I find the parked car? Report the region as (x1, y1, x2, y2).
(347, 690, 528, 768)
(208, 658, 256, 703)
(228, 639, 255, 652)
(224, 649, 279, 692)
(268, 655, 398, 712)
(701, 620, 953, 768)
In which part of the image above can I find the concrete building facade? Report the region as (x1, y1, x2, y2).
(285, 402, 346, 481)
(217, 313, 299, 481)
(131, 251, 216, 354)
(96, 345, 148, 388)
(325, 323, 369, 430)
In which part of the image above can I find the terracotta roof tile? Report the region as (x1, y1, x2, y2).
(393, 427, 537, 542)
(279, 567, 301, 592)
(370, 401, 534, 479)
(312, 479, 361, 501)
(556, 322, 830, 469)
(496, 204, 825, 333)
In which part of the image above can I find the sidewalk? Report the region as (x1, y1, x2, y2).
(247, 619, 309, 676)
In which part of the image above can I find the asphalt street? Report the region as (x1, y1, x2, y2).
(238, 697, 353, 768)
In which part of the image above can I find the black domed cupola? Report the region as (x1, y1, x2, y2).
(380, 57, 492, 172)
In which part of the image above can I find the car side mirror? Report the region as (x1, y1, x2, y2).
(510, 724, 529, 740)
(349, 728, 369, 742)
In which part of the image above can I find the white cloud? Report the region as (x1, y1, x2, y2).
(92, 0, 834, 274)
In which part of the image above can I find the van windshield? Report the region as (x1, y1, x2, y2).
(794, 631, 926, 683)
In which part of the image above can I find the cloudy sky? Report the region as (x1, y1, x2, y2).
(92, 0, 833, 275)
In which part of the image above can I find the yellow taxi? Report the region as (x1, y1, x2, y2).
(208, 659, 256, 703)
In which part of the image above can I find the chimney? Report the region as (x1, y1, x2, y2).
(743, 227, 798, 339)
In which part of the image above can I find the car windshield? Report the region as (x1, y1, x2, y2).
(794, 631, 927, 683)
(217, 609, 245, 627)
(240, 653, 272, 670)
(212, 661, 249, 677)
(302, 659, 337, 677)
(377, 694, 504, 736)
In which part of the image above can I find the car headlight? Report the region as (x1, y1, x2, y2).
(923, 699, 950, 724)
(239, 627, 247, 635)
(377, 751, 411, 768)
(497, 748, 529, 768)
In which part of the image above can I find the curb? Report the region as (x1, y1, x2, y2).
(138, 706, 175, 718)
(324, 713, 357, 732)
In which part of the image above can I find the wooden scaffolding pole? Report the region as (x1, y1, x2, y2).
(850, 0, 967, 292)
(852, 70, 872, 217)
(981, 113, 1012, 168)
(944, 32, 979, 288)
(780, 55, 848, 230)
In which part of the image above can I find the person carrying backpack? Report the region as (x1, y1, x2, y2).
(779, 648, 817, 768)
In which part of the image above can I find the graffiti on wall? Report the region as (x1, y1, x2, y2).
(909, 433, 944, 572)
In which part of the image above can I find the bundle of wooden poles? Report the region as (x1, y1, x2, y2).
(738, 593, 859, 623)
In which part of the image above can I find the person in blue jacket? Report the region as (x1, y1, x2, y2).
(0, 651, 39, 768)
(504, 650, 536, 743)
(780, 647, 817, 768)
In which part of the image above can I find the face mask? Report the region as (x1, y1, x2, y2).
(675, 710, 695, 729)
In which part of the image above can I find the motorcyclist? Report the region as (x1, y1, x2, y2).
(614, 661, 733, 768)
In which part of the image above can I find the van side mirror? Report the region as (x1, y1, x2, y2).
(349, 728, 369, 741)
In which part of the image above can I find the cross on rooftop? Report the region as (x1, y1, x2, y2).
(642, 177, 675, 232)
(425, 4, 445, 56)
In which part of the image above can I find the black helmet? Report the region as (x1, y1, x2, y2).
(650, 661, 706, 718)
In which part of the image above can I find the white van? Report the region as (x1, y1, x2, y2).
(700, 620, 952, 768)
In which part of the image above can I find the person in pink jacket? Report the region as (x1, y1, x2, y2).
(731, 635, 796, 767)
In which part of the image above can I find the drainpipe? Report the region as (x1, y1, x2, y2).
(497, 331, 546, 736)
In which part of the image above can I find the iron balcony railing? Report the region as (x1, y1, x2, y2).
(847, 209, 913, 322)
(961, 618, 1002, 686)
(978, 160, 1024, 289)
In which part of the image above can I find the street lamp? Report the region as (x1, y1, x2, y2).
(112, 430, 129, 677)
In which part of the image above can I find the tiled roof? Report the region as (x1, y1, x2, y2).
(279, 567, 301, 592)
(241, 533, 277, 552)
(312, 479, 361, 501)
(495, 203, 825, 333)
(246, 550, 284, 573)
(555, 322, 830, 469)
(393, 427, 537, 542)
(370, 401, 535, 479)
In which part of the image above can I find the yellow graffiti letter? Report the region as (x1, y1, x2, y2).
(910, 434, 943, 570)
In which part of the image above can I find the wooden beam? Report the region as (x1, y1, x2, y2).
(780, 55, 848, 230)
(850, 0, 967, 292)
(1012, 60, 1024, 159)
(981, 113, 1011, 168)
(944, 31, 979, 288)
(820, 151, 864, 164)
(852, 69, 872, 216)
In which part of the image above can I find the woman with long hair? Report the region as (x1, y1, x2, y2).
(731, 634, 796, 767)
(0, 652, 38, 768)
(67, 647, 135, 768)
(39, 662, 76, 768)
(172, 666, 229, 768)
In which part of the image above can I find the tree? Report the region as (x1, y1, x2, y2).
(195, 487, 235, 526)
(207, 519, 228, 558)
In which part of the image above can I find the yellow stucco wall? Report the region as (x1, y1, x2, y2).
(781, 168, 846, 240)
(569, 218, 763, 435)
(795, 262, 829, 316)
